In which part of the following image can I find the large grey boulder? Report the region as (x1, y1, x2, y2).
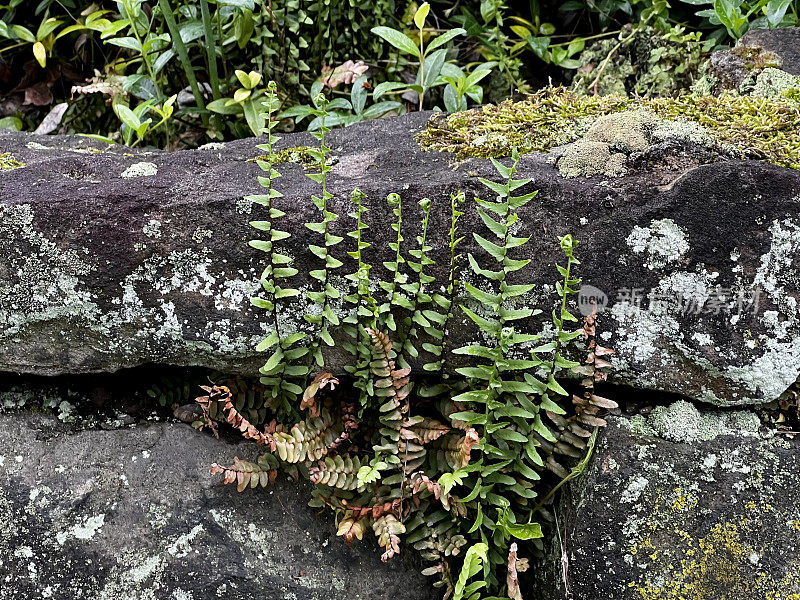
(0, 412, 436, 600)
(1, 114, 799, 406)
(538, 408, 800, 599)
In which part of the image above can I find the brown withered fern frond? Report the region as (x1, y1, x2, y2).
(210, 454, 280, 492)
(327, 400, 358, 454)
(373, 513, 406, 562)
(301, 371, 339, 418)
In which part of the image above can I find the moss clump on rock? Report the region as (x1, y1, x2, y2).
(248, 146, 318, 169)
(418, 87, 800, 170)
(643, 399, 761, 443)
(749, 67, 800, 99)
(557, 140, 627, 178)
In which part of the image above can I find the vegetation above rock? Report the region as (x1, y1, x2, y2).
(418, 87, 800, 170)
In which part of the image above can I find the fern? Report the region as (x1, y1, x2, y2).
(447, 148, 555, 587)
(377, 192, 406, 333)
(358, 328, 413, 484)
(395, 198, 435, 369)
(342, 187, 379, 409)
(303, 92, 344, 368)
(210, 454, 280, 492)
(421, 190, 466, 375)
(247, 81, 307, 412)
(208, 101, 624, 599)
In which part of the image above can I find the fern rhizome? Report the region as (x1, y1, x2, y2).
(198, 82, 618, 600)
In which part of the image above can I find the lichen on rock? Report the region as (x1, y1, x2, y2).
(121, 162, 158, 178)
(0, 152, 24, 170)
(634, 399, 761, 443)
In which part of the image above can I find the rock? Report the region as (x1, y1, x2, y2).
(0, 412, 437, 600)
(537, 411, 800, 599)
(738, 27, 800, 76)
(707, 27, 800, 92)
(1, 115, 800, 405)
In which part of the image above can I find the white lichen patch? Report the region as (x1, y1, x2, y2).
(121, 162, 158, 178)
(142, 219, 162, 239)
(166, 524, 204, 558)
(620, 475, 649, 503)
(626, 218, 690, 270)
(56, 514, 106, 545)
(645, 400, 761, 443)
(0, 204, 98, 334)
(725, 219, 800, 400)
(611, 215, 800, 405)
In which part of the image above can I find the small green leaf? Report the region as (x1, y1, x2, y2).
(371, 26, 420, 57)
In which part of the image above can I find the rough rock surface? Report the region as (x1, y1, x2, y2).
(709, 26, 800, 91)
(538, 411, 800, 599)
(1, 114, 800, 406)
(0, 412, 437, 600)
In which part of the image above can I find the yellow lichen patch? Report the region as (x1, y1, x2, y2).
(630, 506, 800, 600)
(0, 152, 24, 170)
(671, 488, 698, 513)
(417, 87, 800, 170)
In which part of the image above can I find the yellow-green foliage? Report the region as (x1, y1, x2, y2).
(0, 152, 24, 170)
(248, 146, 318, 169)
(418, 87, 800, 169)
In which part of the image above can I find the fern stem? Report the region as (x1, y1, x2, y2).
(397, 199, 432, 368)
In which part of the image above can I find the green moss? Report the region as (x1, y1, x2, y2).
(248, 146, 318, 170)
(730, 45, 782, 72)
(417, 87, 800, 170)
(0, 152, 24, 170)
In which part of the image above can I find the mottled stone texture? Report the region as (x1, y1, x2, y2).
(537, 413, 800, 600)
(0, 412, 437, 600)
(709, 26, 800, 91)
(1, 117, 800, 405)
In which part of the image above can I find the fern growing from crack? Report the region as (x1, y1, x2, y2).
(201, 106, 621, 598)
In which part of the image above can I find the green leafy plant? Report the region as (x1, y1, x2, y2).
(372, 2, 469, 110)
(247, 80, 307, 413)
(279, 77, 403, 131)
(441, 63, 496, 113)
(302, 91, 344, 368)
(111, 93, 176, 146)
(208, 69, 269, 136)
(680, 0, 799, 41)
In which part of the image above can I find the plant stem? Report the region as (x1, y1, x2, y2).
(418, 31, 425, 111)
(199, 0, 221, 101)
(157, 0, 209, 127)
